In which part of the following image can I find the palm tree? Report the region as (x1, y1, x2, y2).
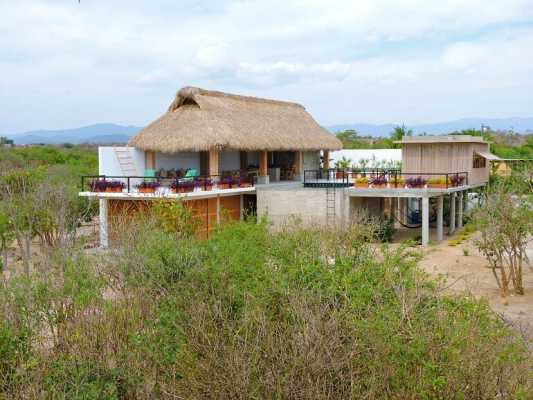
(390, 124, 413, 148)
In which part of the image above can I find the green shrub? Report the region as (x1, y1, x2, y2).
(0, 221, 531, 398)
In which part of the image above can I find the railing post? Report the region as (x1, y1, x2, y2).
(127, 177, 130, 193)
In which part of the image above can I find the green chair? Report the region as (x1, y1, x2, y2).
(184, 168, 198, 179)
(144, 168, 156, 178)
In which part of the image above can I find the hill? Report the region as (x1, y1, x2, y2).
(6, 123, 141, 145)
(327, 117, 533, 136)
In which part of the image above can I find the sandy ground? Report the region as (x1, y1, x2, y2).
(407, 228, 533, 342)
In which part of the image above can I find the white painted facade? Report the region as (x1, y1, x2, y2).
(98, 146, 145, 176)
(330, 149, 402, 169)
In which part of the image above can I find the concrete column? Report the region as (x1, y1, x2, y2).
(449, 193, 456, 234)
(436, 195, 443, 243)
(457, 191, 464, 229)
(239, 194, 244, 221)
(421, 197, 429, 246)
(99, 198, 108, 249)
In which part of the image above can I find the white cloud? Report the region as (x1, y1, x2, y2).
(0, 0, 533, 131)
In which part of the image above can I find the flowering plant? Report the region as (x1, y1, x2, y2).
(369, 175, 387, 186)
(405, 177, 426, 188)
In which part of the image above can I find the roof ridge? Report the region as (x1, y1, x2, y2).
(177, 86, 304, 108)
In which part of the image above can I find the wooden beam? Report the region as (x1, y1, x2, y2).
(294, 151, 303, 176)
(208, 149, 219, 177)
(239, 151, 248, 171)
(145, 151, 156, 170)
(199, 151, 209, 176)
(259, 150, 268, 176)
(323, 150, 330, 170)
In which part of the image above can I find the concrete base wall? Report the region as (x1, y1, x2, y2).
(256, 184, 345, 229)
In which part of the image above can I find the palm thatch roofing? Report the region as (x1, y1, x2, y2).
(129, 87, 342, 153)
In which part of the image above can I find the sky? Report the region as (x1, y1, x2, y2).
(1, 0, 533, 133)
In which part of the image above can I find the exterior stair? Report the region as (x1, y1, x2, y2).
(113, 147, 138, 176)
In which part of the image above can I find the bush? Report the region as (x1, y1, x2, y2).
(0, 220, 531, 398)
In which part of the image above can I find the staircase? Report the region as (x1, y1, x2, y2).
(326, 173, 336, 227)
(113, 147, 138, 176)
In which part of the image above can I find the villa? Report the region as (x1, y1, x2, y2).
(79, 87, 499, 247)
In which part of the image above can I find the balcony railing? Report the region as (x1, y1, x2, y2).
(303, 169, 468, 189)
(81, 171, 256, 195)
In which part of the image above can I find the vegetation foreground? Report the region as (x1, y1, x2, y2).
(1, 215, 532, 399)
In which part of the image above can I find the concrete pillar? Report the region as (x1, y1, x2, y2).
(457, 191, 464, 229)
(437, 195, 443, 242)
(99, 198, 109, 249)
(421, 197, 429, 246)
(449, 193, 456, 234)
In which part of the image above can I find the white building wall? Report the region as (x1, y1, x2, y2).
(98, 146, 145, 176)
(330, 149, 402, 169)
(220, 151, 241, 171)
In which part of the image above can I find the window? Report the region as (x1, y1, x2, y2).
(473, 154, 486, 168)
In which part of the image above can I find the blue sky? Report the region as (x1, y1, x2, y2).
(1, 0, 533, 133)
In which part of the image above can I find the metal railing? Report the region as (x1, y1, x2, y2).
(304, 168, 468, 189)
(81, 170, 257, 194)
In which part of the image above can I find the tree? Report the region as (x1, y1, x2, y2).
(473, 184, 532, 296)
(335, 129, 361, 148)
(389, 124, 413, 148)
(0, 211, 13, 270)
(0, 169, 43, 275)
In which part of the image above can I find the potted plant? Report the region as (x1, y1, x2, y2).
(388, 176, 404, 188)
(449, 175, 465, 187)
(405, 177, 427, 188)
(88, 179, 108, 192)
(217, 176, 233, 190)
(197, 178, 213, 191)
(335, 156, 351, 179)
(427, 177, 447, 188)
(354, 176, 368, 188)
(369, 175, 387, 188)
(238, 176, 253, 188)
(105, 180, 125, 193)
(170, 180, 196, 193)
(136, 181, 160, 194)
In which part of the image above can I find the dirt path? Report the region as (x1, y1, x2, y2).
(418, 234, 533, 342)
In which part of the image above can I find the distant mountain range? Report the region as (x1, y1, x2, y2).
(327, 117, 533, 136)
(4, 123, 141, 145)
(3, 118, 533, 145)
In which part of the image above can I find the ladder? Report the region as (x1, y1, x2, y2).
(326, 171, 336, 227)
(113, 147, 138, 176)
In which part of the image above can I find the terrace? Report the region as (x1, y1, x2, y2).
(303, 169, 471, 192)
(79, 170, 257, 200)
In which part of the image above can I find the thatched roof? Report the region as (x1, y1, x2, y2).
(129, 87, 342, 153)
